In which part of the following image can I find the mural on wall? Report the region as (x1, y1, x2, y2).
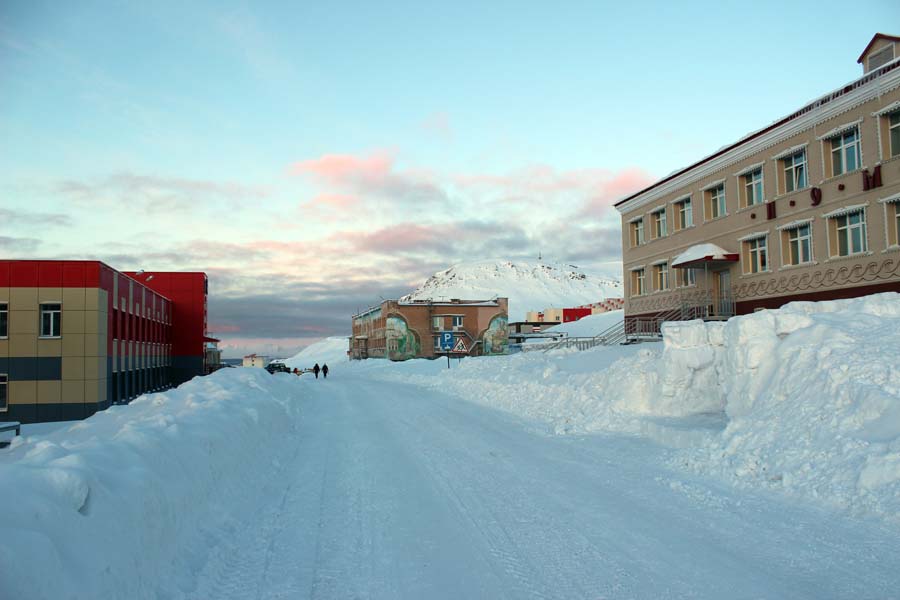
(482, 315, 509, 355)
(386, 316, 420, 361)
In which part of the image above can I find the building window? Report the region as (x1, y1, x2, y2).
(433, 336, 442, 351)
(452, 315, 463, 328)
(651, 208, 667, 239)
(781, 223, 813, 266)
(630, 218, 645, 246)
(673, 197, 692, 231)
(630, 268, 646, 296)
(653, 262, 669, 291)
(432, 316, 441, 331)
(829, 128, 861, 177)
(829, 209, 867, 257)
(40, 303, 62, 338)
(890, 112, 900, 159)
(675, 268, 696, 288)
(740, 168, 764, 207)
(781, 150, 807, 194)
(888, 200, 900, 247)
(742, 236, 768, 274)
(0, 374, 6, 412)
(705, 184, 726, 220)
(0, 303, 7, 338)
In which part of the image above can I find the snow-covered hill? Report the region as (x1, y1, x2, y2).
(283, 336, 349, 368)
(401, 259, 622, 322)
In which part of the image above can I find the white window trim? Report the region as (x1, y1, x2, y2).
(736, 167, 765, 208)
(743, 234, 771, 274)
(770, 142, 809, 162)
(628, 264, 646, 271)
(737, 230, 770, 242)
(701, 178, 726, 191)
(650, 258, 669, 266)
(39, 302, 63, 339)
(779, 221, 815, 267)
(734, 161, 766, 177)
(776, 217, 814, 231)
(704, 182, 728, 221)
(0, 302, 7, 339)
(671, 195, 693, 230)
(822, 203, 869, 219)
(627, 215, 644, 224)
(825, 206, 870, 259)
(871, 100, 900, 118)
(816, 118, 863, 141)
(881, 198, 900, 250)
(776, 148, 808, 196)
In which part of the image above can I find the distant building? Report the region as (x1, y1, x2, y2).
(615, 33, 900, 333)
(524, 298, 624, 324)
(0, 260, 209, 424)
(351, 298, 509, 360)
(204, 336, 222, 374)
(242, 354, 269, 368)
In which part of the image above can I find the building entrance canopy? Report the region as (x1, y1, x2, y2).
(671, 243, 739, 269)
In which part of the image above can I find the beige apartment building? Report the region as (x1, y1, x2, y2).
(616, 34, 900, 331)
(351, 298, 509, 360)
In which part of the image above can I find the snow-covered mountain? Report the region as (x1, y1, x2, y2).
(401, 259, 622, 322)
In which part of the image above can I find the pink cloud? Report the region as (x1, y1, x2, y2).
(306, 193, 359, 210)
(288, 150, 447, 203)
(580, 167, 656, 218)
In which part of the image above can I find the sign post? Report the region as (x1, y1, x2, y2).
(440, 331, 454, 368)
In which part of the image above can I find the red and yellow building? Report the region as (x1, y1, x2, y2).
(0, 260, 210, 424)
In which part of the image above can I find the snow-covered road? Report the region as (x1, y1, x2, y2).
(188, 374, 900, 600)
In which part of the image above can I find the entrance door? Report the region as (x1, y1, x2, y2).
(716, 270, 733, 317)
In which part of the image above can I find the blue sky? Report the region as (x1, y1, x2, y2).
(1, 0, 896, 356)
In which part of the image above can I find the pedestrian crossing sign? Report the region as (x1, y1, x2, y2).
(452, 337, 467, 353)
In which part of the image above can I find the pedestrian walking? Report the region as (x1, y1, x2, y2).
(313, 363, 320, 379)
(322, 364, 329, 379)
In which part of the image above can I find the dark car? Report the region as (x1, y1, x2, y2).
(265, 362, 291, 374)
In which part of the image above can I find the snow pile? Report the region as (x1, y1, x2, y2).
(377, 293, 900, 521)
(283, 335, 349, 369)
(0, 369, 303, 599)
(401, 259, 622, 322)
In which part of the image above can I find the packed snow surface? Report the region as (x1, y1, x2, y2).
(401, 259, 622, 322)
(538, 309, 624, 338)
(3, 293, 900, 599)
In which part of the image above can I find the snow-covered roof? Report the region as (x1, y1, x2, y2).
(671, 243, 739, 268)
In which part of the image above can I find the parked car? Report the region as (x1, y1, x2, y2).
(265, 362, 291, 374)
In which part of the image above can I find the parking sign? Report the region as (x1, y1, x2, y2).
(440, 331, 454, 351)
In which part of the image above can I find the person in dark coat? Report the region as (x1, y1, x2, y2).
(322, 364, 329, 379)
(313, 363, 320, 379)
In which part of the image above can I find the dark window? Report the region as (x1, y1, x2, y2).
(0, 303, 7, 337)
(0, 374, 7, 411)
(40, 303, 62, 337)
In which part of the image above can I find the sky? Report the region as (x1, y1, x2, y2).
(1, 0, 896, 357)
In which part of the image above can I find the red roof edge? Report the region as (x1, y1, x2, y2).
(857, 33, 900, 64)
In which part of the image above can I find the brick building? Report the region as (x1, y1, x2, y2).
(351, 298, 509, 360)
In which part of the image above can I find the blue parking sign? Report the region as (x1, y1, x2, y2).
(440, 331, 454, 351)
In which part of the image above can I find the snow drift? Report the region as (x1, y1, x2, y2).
(0, 369, 303, 600)
(283, 336, 349, 369)
(377, 293, 900, 522)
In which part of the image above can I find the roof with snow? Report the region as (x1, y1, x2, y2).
(671, 243, 739, 269)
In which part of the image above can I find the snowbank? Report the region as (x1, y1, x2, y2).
(0, 369, 303, 600)
(538, 310, 623, 338)
(283, 335, 349, 369)
(375, 293, 900, 522)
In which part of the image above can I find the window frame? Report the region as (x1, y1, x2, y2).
(780, 149, 808, 194)
(650, 207, 667, 239)
(828, 127, 862, 177)
(742, 235, 769, 274)
(653, 262, 669, 292)
(0, 302, 7, 338)
(704, 183, 727, 221)
(889, 111, 900, 159)
(0, 373, 7, 412)
(451, 315, 464, 328)
(630, 267, 646, 297)
(779, 222, 814, 267)
(630, 217, 645, 247)
(431, 316, 441, 331)
(672, 196, 693, 231)
(739, 167, 765, 208)
(675, 267, 696, 288)
(826, 207, 868, 258)
(39, 302, 62, 338)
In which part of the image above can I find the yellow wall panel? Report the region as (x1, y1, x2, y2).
(62, 287, 86, 310)
(38, 288, 62, 303)
(9, 381, 37, 404)
(37, 380, 61, 404)
(62, 310, 85, 335)
(83, 379, 99, 404)
(0, 339, 7, 358)
(61, 380, 85, 404)
(62, 356, 86, 380)
(84, 356, 102, 380)
(10, 310, 38, 335)
(0, 287, 8, 301)
(62, 333, 86, 357)
(9, 287, 37, 310)
(84, 310, 99, 335)
(85, 289, 101, 311)
(37, 338, 62, 357)
(9, 333, 37, 356)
